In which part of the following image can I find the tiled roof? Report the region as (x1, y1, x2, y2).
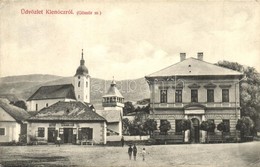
(27, 101, 106, 121)
(0, 98, 30, 122)
(27, 84, 76, 101)
(103, 81, 124, 98)
(96, 110, 121, 123)
(146, 57, 243, 77)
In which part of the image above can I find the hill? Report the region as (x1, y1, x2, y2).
(0, 74, 150, 109)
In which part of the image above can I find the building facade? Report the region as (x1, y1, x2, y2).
(0, 99, 30, 143)
(27, 101, 106, 144)
(145, 53, 244, 143)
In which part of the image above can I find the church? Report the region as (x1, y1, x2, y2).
(26, 50, 123, 145)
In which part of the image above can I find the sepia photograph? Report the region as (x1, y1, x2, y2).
(0, 0, 260, 166)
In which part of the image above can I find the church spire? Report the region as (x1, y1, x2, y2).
(80, 49, 85, 65)
(111, 76, 116, 86)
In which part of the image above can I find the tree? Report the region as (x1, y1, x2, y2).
(177, 119, 191, 142)
(159, 120, 171, 135)
(236, 116, 254, 141)
(217, 121, 230, 142)
(10, 100, 27, 110)
(216, 61, 260, 132)
(200, 120, 216, 142)
(143, 119, 157, 135)
(123, 101, 135, 116)
(178, 119, 191, 132)
(217, 122, 229, 133)
(122, 118, 131, 135)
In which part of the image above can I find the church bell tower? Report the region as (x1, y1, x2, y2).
(74, 49, 90, 103)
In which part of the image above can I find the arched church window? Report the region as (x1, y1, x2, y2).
(78, 76, 80, 79)
(78, 81, 80, 87)
(86, 81, 88, 88)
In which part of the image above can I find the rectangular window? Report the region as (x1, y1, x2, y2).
(36, 104, 38, 111)
(191, 89, 198, 103)
(0, 128, 5, 135)
(223, 119, 230, 132)
(207, 89, 214, 102)
(38, 127, 45, 137)
(175, 90, 182, 103)
(160, 90, 167, 103)
(175, 120, 182, 133)
(222, 89, 229, 102)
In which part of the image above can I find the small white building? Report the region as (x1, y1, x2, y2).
(27, 101, 107, 144)
(0, 98, 30, 143)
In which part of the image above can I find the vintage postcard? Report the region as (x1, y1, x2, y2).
(0, 0, 260, 167)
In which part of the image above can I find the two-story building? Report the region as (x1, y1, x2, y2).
(145, 52, 244, 143)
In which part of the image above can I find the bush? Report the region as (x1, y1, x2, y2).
(159, 120, 171, 134)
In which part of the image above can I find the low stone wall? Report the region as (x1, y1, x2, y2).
(107, 135, 150, 141)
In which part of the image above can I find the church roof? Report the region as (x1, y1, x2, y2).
(27, 101, 106, 122)
(0, 98, 30, 123)
(75, 49, 89, 76)
(102, 80, 124, 98)
(146, 57, 243, 78)
(27, 84, 76, 101)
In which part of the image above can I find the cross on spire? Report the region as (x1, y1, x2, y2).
(80, 49, 85, 65)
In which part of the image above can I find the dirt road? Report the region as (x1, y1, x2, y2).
(1, 142, 260, 166)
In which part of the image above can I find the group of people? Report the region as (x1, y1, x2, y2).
(128, 144, 146, 161)
(121, 136, 147, 161)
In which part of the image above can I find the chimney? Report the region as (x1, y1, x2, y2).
(197, 52, 203, 61)
(180, 53, 186, 62)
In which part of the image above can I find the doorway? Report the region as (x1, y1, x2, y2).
(191, 118, 200, 143)
(47, 128, 57, 143)
(64, 128, 73, 143)
(63, 128, 77, 144)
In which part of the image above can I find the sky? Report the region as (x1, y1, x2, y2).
(0, 0, 259, 80)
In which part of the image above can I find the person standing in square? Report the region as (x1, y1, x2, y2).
(133, 144, 137, 161)
(128, 145, 133, 160)
(121, 136, 124, 147)
(142, 148, 146, 161)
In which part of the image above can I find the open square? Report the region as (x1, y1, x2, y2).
(1, 142, 260, 167)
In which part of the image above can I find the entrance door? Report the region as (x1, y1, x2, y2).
(191, 118, 200, 143)
(48, 128, 56, 143)
(64, 128, 73, 143)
